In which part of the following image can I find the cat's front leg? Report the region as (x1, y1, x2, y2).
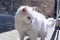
(18, 31, 24, 40)
(27, 28, 37, 40)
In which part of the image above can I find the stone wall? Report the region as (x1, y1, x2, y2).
(20, 0, 55, 18)
(0, 0, 55, 17)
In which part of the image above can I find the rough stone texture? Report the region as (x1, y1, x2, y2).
(20, 0, 55, 18)
(0, 0, 55, 17)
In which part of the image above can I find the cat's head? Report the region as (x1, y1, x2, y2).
(15, 6, 36, 24)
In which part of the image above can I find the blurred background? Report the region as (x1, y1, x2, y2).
(0, 0, 60, 40)
(0, 0, 55, 17)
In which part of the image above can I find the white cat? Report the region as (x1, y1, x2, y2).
(15, 6, 56, 40)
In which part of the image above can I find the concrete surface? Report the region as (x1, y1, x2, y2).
(0, 30, 20, 40)
(0, 27, 60, 40)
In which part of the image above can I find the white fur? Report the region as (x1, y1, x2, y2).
(15, 6, 56, 40)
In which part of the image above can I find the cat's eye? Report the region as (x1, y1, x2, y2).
(27, 16, 31, 20)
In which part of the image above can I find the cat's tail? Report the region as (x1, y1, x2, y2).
(46, 18, 56, 28)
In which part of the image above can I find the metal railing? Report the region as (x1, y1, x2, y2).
(51, 0, 60, 40)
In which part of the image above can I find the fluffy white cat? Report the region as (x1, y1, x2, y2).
(15, 6, 56, 40)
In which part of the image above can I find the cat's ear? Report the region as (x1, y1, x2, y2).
(32, 6, 37, 10)
(22, 7, 27, 15)
(22, 7, 27, 12)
